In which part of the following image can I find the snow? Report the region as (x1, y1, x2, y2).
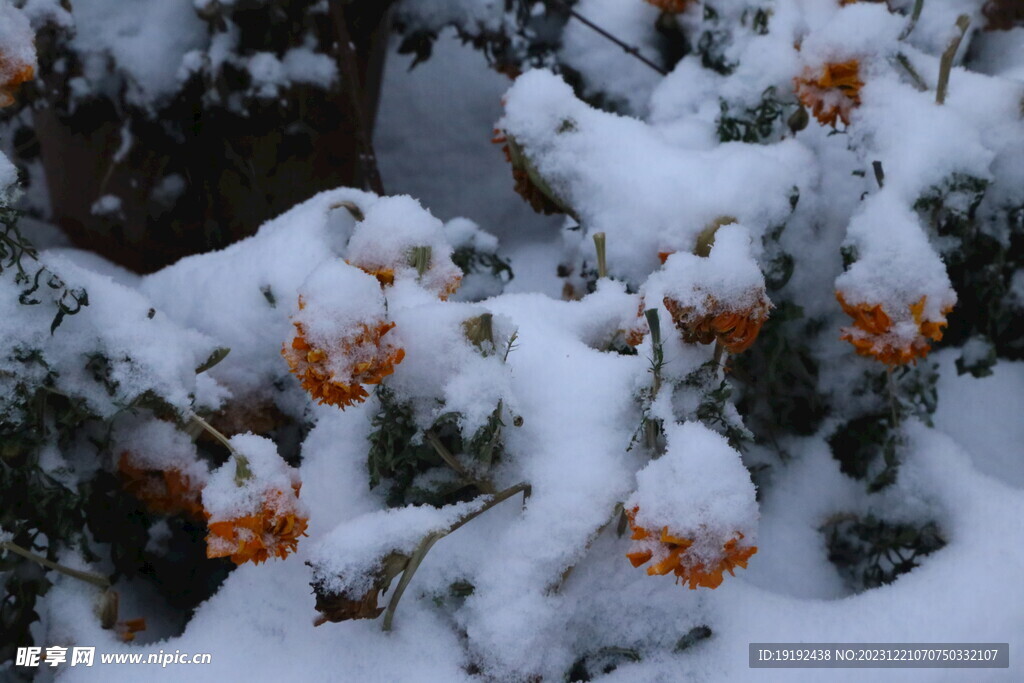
(386, 300, 515, 434)
(558, 0, 664, 115)
(69, 0, 207, 107)
(113, 417, 205, 479)
(499, 69, 814, 287)
(309, 499, 483, 599)
(89, 194, 122, 217)
(1, 252, 219, 419)
(293, 260, 389, 348)
(282, 47, 337, 88)
(202, 433, 302, 521)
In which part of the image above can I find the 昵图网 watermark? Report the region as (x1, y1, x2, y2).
(16, 646, 212, 668)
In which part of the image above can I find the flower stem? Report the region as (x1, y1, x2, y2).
(423, 429, 494, 493)
(644, 309, 664, 396)
(936, 15, 970, 105)
(188, 412, 252, 485)
(593, 232, 607, 279)
(712, 341, 728, 380)
(893, 53, 928, 92)
(886, 365, 901, 431)
(1, 541, 110, 589)
(410, 246, 431, 278)
(900, 0, 925, 40)
(382, 483, 531, 631)
(644, 309, 666, 454)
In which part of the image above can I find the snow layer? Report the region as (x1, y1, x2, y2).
(70, 0, 207, 107)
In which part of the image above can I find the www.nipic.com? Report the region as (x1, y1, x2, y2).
(16, 646, 212, 668)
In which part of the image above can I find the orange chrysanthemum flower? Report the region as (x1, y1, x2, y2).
(794, 60, 864, 127)
(118, 452, 205, 520)
(836, 292, 952, 365)
(0, 51, 34, 108)
(663, 294, 771, 354)
(282, 299, 405, 409)
(645, 0, 693, 13)
(205, 483, 309, 565)
(626, 507, 757, 589)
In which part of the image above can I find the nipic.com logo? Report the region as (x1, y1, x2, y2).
(16, 646, 212, 668)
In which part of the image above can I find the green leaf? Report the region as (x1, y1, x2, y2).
(195, 347, 231, 374)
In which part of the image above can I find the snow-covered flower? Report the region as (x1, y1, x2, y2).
(836, 292, 952, 365)
(282, 262, 405, 409)
(625, 422, 759, 589)
(344, 196, 464, 300)
(663, 294, 771, 354)
(203, 435, 309, 566)
(626, 506, 757, 589)
(114, 420, 209, 520)
(0, 2, 35, 108)
(641, 224, 772, 353)
(118, 451, 207, 520)
(311, 551, 409, 624)
(493, 128, 566, 216)
(795, 60, 863, 127)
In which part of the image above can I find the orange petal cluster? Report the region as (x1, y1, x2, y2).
(645, 0, 693, 13)
(354, 265, 396, 288)
(0, 51, 34, 108)
(116, 618, 147, 643)
(118, 452, 205, 520)
(663, 294, 771, 354)
(626, 507, 757, 590)
(624, 298, 649, 347)
(794, 60, 863, 127)
(348, 261, 461, 301)
(282, 300, 405, 409)
(836, 292, 951, 365)
(205, 484, 308, 565)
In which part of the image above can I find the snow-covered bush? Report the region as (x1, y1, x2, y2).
(3, 0, 1024, 681)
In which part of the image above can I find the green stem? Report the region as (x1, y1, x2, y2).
(936, 15, 970, 106)
(643, 308, 666, 454)
(189, 412, 252, 484)
(423, 429, 493, 493)
(410, 246, 432, 278)
(886, 365, 901, 432)
(382, 482, 531, 631)
(894, 53, 928, 92)
(593, 232, 607, 279)
(644, 309, 664, 396)
(1, 541, 110, 589)
(900, 0, 925, 40)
